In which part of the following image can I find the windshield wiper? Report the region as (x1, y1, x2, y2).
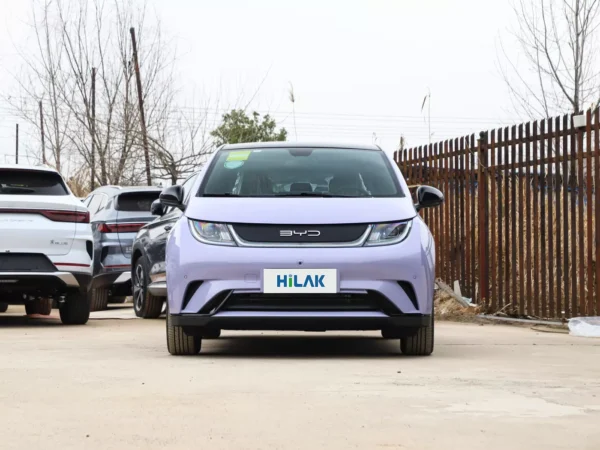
(201, 193, 241, 197)
(275, 192, 361, 197)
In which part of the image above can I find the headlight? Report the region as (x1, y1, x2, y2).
(188, 220, 235, 246)
(365, 220, 412, 246)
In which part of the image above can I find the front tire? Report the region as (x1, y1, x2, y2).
(166, 310, 201, 355)
(25, 298, 52, 316)
(0, 302, 8, 313)
(59, 292, 90, 325)
(400, 316, 434, 356)
(133, 256, 164, 319)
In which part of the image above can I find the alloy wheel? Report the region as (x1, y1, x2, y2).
(133, 263, 145, 312)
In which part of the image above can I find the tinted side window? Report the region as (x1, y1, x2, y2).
(0, 169, 69, 196)
(83, 196, 93, 207)
(96, 195, 108, 212)
(87, 195, 104, 215)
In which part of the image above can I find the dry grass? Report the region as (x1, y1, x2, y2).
(434, 290, 481, 322)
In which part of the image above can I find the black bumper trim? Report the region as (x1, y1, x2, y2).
(91, 271, 130, 290)
(170, 314, 431, 331)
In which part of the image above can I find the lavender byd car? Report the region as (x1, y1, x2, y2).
(160, 142, 444, 356)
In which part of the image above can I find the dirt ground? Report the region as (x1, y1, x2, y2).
(1, 305, 599, 450)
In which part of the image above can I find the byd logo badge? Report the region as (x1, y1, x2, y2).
(279, 230, 321, 237)
(276, 274, 325, 288)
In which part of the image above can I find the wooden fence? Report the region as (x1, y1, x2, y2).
(395, 108, 600, 319)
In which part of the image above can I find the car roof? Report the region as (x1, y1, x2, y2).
(219, 141, 382, 151)
(0, 164, 60, 173)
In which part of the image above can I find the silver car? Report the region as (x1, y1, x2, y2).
(83, 185, 162, 311)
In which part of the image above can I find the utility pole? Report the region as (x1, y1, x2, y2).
(421, 88, 432, 144)
(130, 27, 152, 185)
(39, 101, 46, 164)
(15, 124, 19, 164)
(91, 67, 96, 190)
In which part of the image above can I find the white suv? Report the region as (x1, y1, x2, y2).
(0, 165, 93, 324)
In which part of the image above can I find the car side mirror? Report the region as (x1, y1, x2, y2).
(159, 185, 185, 210)
(415, 185, 444, 211)
(150, 199, 164, 216)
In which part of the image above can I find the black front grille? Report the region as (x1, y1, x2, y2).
(232, 223, 369, 243)
(219, 292, 401, 314)
(0, 254, 57, 272)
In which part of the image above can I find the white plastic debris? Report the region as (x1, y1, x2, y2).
(568, 317, 600, 338)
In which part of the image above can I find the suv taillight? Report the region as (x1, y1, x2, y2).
(42, 210, 90, 223)
(98, 223, 145, 233)
(0, 209, 89, 223)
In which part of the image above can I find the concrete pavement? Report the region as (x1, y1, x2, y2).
(0, 305, 599, 450)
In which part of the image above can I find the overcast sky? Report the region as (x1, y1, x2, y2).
(0, 0, 519, 166)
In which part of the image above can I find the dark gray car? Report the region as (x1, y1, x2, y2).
(83, 185, 162, 311)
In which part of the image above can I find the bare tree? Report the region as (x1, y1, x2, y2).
(500, 0, 600, 119)
(6, 0, 175, 189)
(148, 105, 215, 185)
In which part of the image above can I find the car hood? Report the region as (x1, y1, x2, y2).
(185, 197, 416, 224)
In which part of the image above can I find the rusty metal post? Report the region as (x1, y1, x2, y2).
(130, 27, 152, 186)
(477, 131, 489, 306)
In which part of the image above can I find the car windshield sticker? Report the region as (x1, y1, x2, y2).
(226, 150, 252, 162)
(224, 160, 244, 169)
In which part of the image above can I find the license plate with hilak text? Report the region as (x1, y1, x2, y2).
(263, 269, 338, 294)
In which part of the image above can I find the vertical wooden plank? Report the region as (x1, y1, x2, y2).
(547, 119, 555, 318)
(595, 108, 600, 316)
(496, 128, 504, 312)
(406, 146, 413, 187)
(435, 143, 441, 274)
(459, 137, 466, 291)
(510, 125, 518, 313)
(504, 127, 511, 311)
(422, 144, 428, 224)
(577, 114, 585, 315)
(489, 129, 497, 311)
(525, 122, 532, 315)
(586, 109, 593, 317)
(563, 114, 571, 317)
(454, 138, 460, 288)
(570, 116, 578, 316)
(532, 121, 540, 317)
(517, 124, 525, 316)
(477, 132, 487, 305)
(434, 143, 441, 273)
(443, 140, 451, 283)
(554, 116, 562, 318)
(449, 139, 456, 286)
(540, 120, 547, 317)
(465, 138, 472, 299)
(470, 134, 477, 301)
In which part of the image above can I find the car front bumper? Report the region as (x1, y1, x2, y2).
(166, 218, 435, 325)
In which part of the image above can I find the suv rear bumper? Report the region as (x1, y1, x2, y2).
(0, 271, 92, 296)
(170, 312, 431, 331)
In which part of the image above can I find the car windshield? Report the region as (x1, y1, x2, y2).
(197, 147, 404, 198)
(0, 169, 68, 196)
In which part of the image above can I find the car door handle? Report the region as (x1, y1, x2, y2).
(164, 225, 172, 231)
